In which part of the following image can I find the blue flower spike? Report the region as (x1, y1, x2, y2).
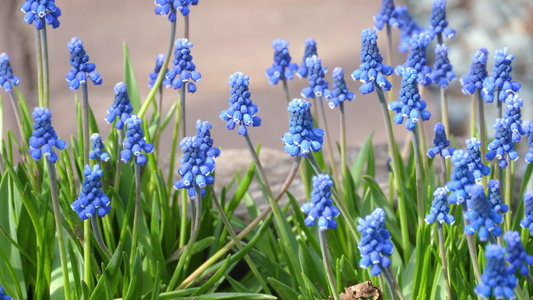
(431, 44, 456, 89)
(165, 38, 201, 93)
(520, 191, 533, 235)
(486, 119, 518, 169)
(120, 114, 154, 165)
(395, 33, 432, 86)
(155, 0, 198, 21)
(523, 121, 533, 163)
(504, 231, 533, 276)
(21, 0, 61, 29)
(0, 53, 21, 93)
(396, 6, 423, 53)
(464, 184, 503, 242)
(503, 93, 524, 144)
(460, 48, 489, 95)
(475, 244, 517, 300)
(297, 38, 317, 78)
(352, 29, 394, 94)
(66, 37, 102, 91)
(89, 133, 110, 162)
(301, 174, 340, 231)
(301, 55, 329, 99)
(219, 72, 261, 136)
(445, 150, 475, 205)
(482, 48, 521, 103)
(71, 164, 111, 221)
(282, 98, 324, 157)
(29, 107, 66, 163)
(357, 208, 394, 276)
(373, 0, 404, 31)
(266, 39, 298, 85)
(425, 187, 454, 225)
(427, 122, 454, 159)
(487, 180, 508, 215)
(324, 67, 355, 109)
(465, 138, 490, 181)
(148, 54, 167, 89)
(427, 0, 455, 40)
(0, 285, 12, 300)
(105, 82, 134, 130)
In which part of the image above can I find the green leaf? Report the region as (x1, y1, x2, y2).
(225, 161, 255, 214)
(192, 255, 231, 296)
(123, 43, 142, 112)
(298, 240, 328, 298)
(338, 255, 356, 290)
(167, 236, 215, 263)
(90, 243, 123, 299)
(124, 251, 143, 300)
(150, 262, 161, 300)
(268, 277, 300, 300)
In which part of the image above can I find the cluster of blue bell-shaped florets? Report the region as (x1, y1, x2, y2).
(71, 164, 111, 221)
(21, 0, 61, 29)
(464, 184, 503, 242)
(324, 67, 355, 109)
(282, 98, 324, 157)
(482, 47, 521, 103)
(297, 38, 317, 78)
(165, 38, 201, 92)
(427, 122, 454, 159)
(425, 187, 454, 225)
(66, 37, 102, 91)
(395, 33, 432, 86)
(465, 138, 490, 181)
(154, 0, 199, 21)
(373, 0, 404, 31)
(461, 48, 489, 95)
(0, 53, 21, 93)
(487, 180, 508, 215)
(504, 231, 533, 276)
(486, 119, 519, 169)
(266, 39, 298, 85)
(475, 244, 517, 299)
(105, 82, 134, 130)
(523, 121, 533, 164)
(301, 55, 329, 99)
(431, 43, 456, 89)
(148, 54, 167, 89)
(120, 115, 154, 165)
(427, 0, 455, 40)
(29, 107, 66, 163)
(89, 133, 110, 163)
(357, 208, 394, 276)
(520, 191, 533, 235)
(301, 174, 340, 231)
(445, 150, 475, 205)
(396, 6, 423, 53)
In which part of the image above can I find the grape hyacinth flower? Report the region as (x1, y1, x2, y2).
(482, 47, 521, 103)
(165, 38, 201, 93)
(297, 38, 317, 78)
(389, 67, 431, 131)
(523, 121, 533, 163)
(148, 54, 167, 89)
(21, 0, 61, 29)
(396, 6, 423, 53)
(29, 107, 66, 163)
(431, 44, 456, 89)
(465, 138, 490, 180)
(487, 180, 508, 215)
(373, 0, 404, 31)
(266, 39, 298, 85)
(105, 82, 134, 130)
(71, 164, 111, 221)
(120, 114, 154, 165)
(352, 29, 394, 94)
(324, 67, 355, 109)
(485, 119, 518, 169)
(464, 184, 503, 242)
(475, 244, 517, 299)
(0, 53, 21, 93)
(503, 93, 524, 143)
(154, 0, 198, 21)
(301, 55, 328, 99)
(357, 208, 394, 276)
(520, 191, 533, 235)
(445, 150, 475, 205)
(460, 48, 489, 95)
(65, 37, 102, 91)
(219, 72, 261, 136)
(89, 133, 110, 162)
(282, 98, 324, 157)
(0, 286, 12, 300)
(427, 122, 454, 158)
(504, 231, 533, 276)
(425, 187, 454, 225)
(301, 174, 340, 231)
(395, 33, 432, 86)
(427, 0, 455, 40)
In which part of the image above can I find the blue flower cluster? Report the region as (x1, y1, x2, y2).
(464, 184, 503, 242)
(475, 244, 517, 300)
(301, 55, 329, 99)
(352, 29, 394, 94)
(120, 115, 154, 165)
(504, 231, 533, 276)
(396, 6, 423, 53)
(266, 39, 298, 85)
(373, 0, 403, 31)
(301, 174, 340, 231)
(105, 82, 134, 130)
(482, 48, 521, 103)
(21, 0, 61, 29)
(486, 119, 518, 169)
(89, 133, 110, 162)
(282, 98, 324, 157)
(431, 44, 456, 89)
(148, 54, 167, 89)
(165, 38, 201, 92)
(427, 0, 455, 40)
(389, 67, 431, 131)
(297, 38, 317, 78)
(395, 33, 432, 86)
(425, 187, 454, 225)
(219, 72, 261, 136)
(324, 67, 355, 109)
(445, 150, 474, 205)
(71, 164, 111, 221)
(520, 191, 533, 235)
(427, 122, 454, 158)
(465, 138, 490, 181)
(487, 180, 508, 215)
(66, 37, 102, 91)
(29, 107, 66, 163)
(523, 121, 533, 163)
(503, 93, 524, 143)
(461, 48, 489, 95)
(0, 53, 21, 93)
(154, 0, 198, 21)
(0, 286, 12, 300)
(174, 120, 220, 198)
(357, 208, 394, 276)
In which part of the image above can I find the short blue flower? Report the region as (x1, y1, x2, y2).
(120, 114, 154, 165)
(503, 93, 524, 144)
(389, 67, 431, 131)
(219, 72, 261, 136)
(373, 0, 404, 31)
(21, 0, 61, 29)
(282, 98, 324, 157)
(0, 286, 12, 300)
(395, 33, 432, 86)
(427, 122, 454, 158)
(0, 53, 21, 93)
(324, 67, 355, 109)
(475, 244, 517, 300)
(352, 29, 394, 94)
(301, 174, 340, 231)
(174, 120, 220, 199)
(89, 133, 110, 163)
(465, 138, 490, 181)
(396, 6, 423, 53)
(487, 180, 508, 215)
(520, 191, 533, 235)
(427, 0, 455, 40)
(266, 39, 298, 85)
(66, 37, 102, 91)
(504, 231, 533, 276)
(165, 38, 201, 93)
(105, 82, 134, 130)
(523, 121, 533, 164)
(460, 48, 489, 95)
(486, 119, 518, 169)
(71, 164, 111, 221)
(431, 43, 456, 89)
(425, 187, 454, 225)
(357, 208, 394, 276)
(481, 47, 521, 103)
(464, 184, 503, 242)
(154, 0, 198, 21)
(29, 107, 66, 163)
(301, 55, 329, 99)
(297, 38, 317, 78)
(445, 150, 475, 205)
(148, 54, 167, 89)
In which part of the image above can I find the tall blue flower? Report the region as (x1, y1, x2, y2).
(465, 138, 490, 181)
(464, 184, 503, 242)
(154, 0, 198, 21)
(282, 98, 324, 157)
(460, 48, 489, 95)
(21, 0, 61, 29)
(389, 67, 431, 131)
(396, 6, 423, 53)
(29, 107, 66, 163)
(431, 44, 456, 89)
(482, 48, 521, 103)
(0, 286, 12, 300)
(395, 33, 432, 86)
(503, 93, 524, 143)
(174, 120, 220, 198)
(504, 231, 533, 276)
(427, 0, 455, 40)
(520, 191, 533, 235)
(373, 0, 404, 31)
(148, 54, 167, 89)
(165, 38, 201, 93)
(324, 67, 355, 109)
(89, 133, 110, 162)
(487, 180, 508, 215)
(302, 174, 340, 231)
(357, 208, 394, 276)
(523, 121, 533, 163)
(486, 119, 518, 169)
(297, 38, 317, 78)
(475, 244, 517, 300)
(445, 150, 474, 205)
(0, 53, 21, 93)
(71, 164, 111, 221)
(66, 37, 102, 91)
(105, 82, 134, 130)
(120, 114, 154, 165)
(266, 39, 298, 85)
(427, 122, 454, 159)
(219, 72, 261, 136)
(301, 55, 329, 99)
(425, 187, 454, 225)
(352, 29, 394, 94)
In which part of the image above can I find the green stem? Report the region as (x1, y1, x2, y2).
(180, 87, 186, 141)
(179, 189, 187, 248)
(440, 156, 447, 186)
(505, 161, 513, 231)
(130, 162, 142, 266)
(438, 224, 452, 300)
(464, 207, 482, 284)
(470, 94, 477, 138)
(184, 15, 190, 40)
(34, 28, 44, 107)
(113, 128, 124, 189)
(496, 89, 502, 120)
(275, 156, 301, 201)
(7, 91, 26, 148)
(282, 78, 291, 104)
(411, 128, 424, 227)
(40, 23, 50, 108)
(319, 231, 340, 300)
(381, 265, 397, 300)
(340, 102, 348, 202)
(386, 266, 406, 300)
(81, 83, 90, 165)
(154, 85, 164, 160)
(316, 95, 341, 195)
(477, 89, 487, 188)
(167, 94, 181, 195)
(90, 215, 112, 259)
(386, 23, 394, 103)
(440, 88, 449, 138)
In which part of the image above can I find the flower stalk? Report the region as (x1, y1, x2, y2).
(438, 224, 452, 300)
(411, 127, 424, 226)
(40, 25, 50, 108)
(316, 95, 340, 193)
(319, 231, 340, 300)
